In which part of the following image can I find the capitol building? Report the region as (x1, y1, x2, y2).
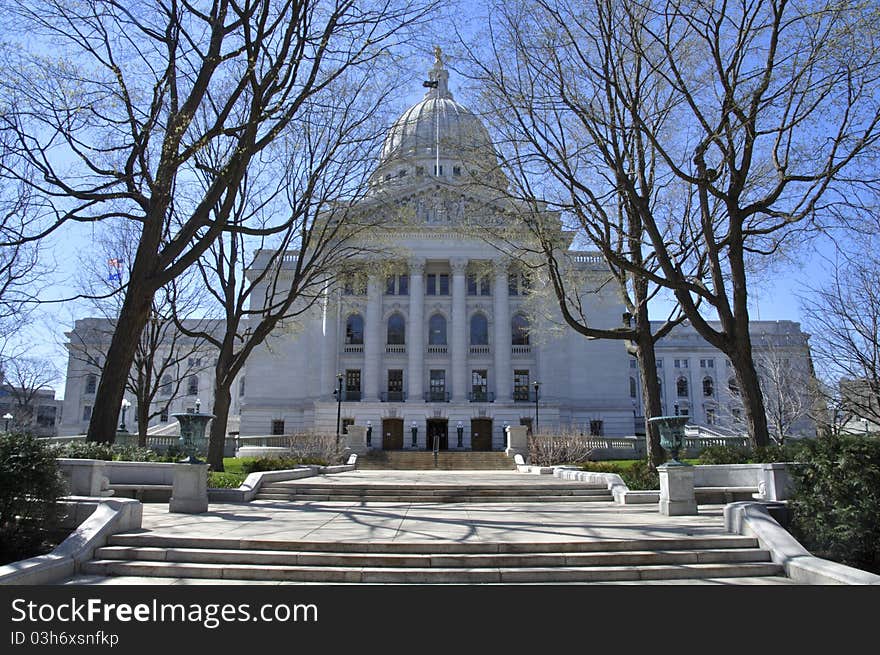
(60, 55, 817, 446)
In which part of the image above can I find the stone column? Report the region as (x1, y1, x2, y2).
(363, 274, 383, 402)
(450, 257, 469, 401)
(493, 259, 511, 402)
(321, 287, 339, 400)
(407, 258, 425, 402)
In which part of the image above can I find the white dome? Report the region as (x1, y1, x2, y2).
(378, 95, 494, 165)
(370, 52, 503, 188)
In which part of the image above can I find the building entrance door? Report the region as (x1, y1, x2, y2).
(382, 418, 404, 450)
(426, 419, 448, 451)
(470, 418, 493, 451)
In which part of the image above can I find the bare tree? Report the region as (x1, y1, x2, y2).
(461, 0, 708, 467)
(175, 111, 393, 471)
(803, 253, 880, 430)
(463, 0, 880, 448)
(0, 355, 58, 432)
(0, 0, 438, 442)
(70, 222, 210, 446)
(723, 339, 819, 444)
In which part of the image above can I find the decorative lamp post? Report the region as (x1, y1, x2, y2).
(119, 398, 131, 432)
(334, 373, 343, 453)
(533, 381, 541, 434)
(3, 413, 12, 432)
(456, 421, 464, 448)
(366, 421, 373, 448)
(411, 421, 418, 448)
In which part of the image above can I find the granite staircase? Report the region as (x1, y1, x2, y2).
(253, 481, 613, 503)
(358, 451, 516, 470)
(82, 534, 785, 583)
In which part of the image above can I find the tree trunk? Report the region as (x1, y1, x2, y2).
(86, 286, 154, 443)
(634, 332, 665, 468)
(207, 383, 232, 472)
(729, 347, 771, 449)
(137, 402, 149, 448)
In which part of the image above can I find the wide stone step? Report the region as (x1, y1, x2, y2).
(251, 494, 612, 503)
(106, 534, 760, 554)
(92, 545, 771, 568)
(81, 559, 783, 583)
(260, 484, 608, 494)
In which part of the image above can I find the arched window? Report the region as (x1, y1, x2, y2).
(511, 314, 530, 345)
(470, 314, 489, 345)
(703, 376, 714, 397)
(630, 376, 637, 398)
(345, 314, 364, 345)
(676, 377, 689, 398)
(428, 314, 447, 345)
(387, 313, 406, 345)
(160, 374, 172, 397)
(187, 375, 199, 396)
(728, 377, 739, 396)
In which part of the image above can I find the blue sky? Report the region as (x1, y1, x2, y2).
(9, 24, 840, 399)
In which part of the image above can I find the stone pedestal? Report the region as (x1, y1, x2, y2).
(57, 458, 114, 497)
(345, 425, 368, 454)
(505, 426, 529, 460)
(658, 463, 697, 516)
(169, 464, 209, 514)
(760, 463, 796, 501)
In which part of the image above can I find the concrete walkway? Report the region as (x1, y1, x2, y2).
(58, 470, 796, 584)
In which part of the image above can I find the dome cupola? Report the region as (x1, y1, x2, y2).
(370, 48, 504, 189)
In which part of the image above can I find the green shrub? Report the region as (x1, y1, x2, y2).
(581, 459, 659, 490)
(51, 441, 179, 463)
(239, 456, 327, 475)
(789, 434, 880, 574)
(207, 472, 246, 488)
(697, 445, 753, 465)
(0, 432, 66, 564)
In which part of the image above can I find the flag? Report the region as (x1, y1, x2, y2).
(108, 257, 124, 283)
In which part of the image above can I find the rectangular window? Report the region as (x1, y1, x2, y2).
(426, 273, 436, 296)
(629, 359, 638, 369)
(398, 275, 408, 295)
(434, 164, 443, 175)
(438, 273, 449, 295)
(82, 405, 92, 421)
(342, 418, 354, 435)
(589, 419, 604, 436)
(271, 420, 285, 435)
(656, 359, 663, 368)
(160, 409, 169, 423)
(85, 374, 97, 394)
(187, 375, 199, 396)
(480, 276, 490, 296)
(239, 377, 245, 397)
(467, 274, 478, 296)
(429, 370, 446, 401)
(387, 369, 404, 401)
(453, 166, 462, 176)
(514, 370, 530, 401)
(386, 275, 396, 295)
(471, 370, 488, 402)
(706, 408, 715, 425)
(508, 272, 519, 296)
(345, 369, 361, 401)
